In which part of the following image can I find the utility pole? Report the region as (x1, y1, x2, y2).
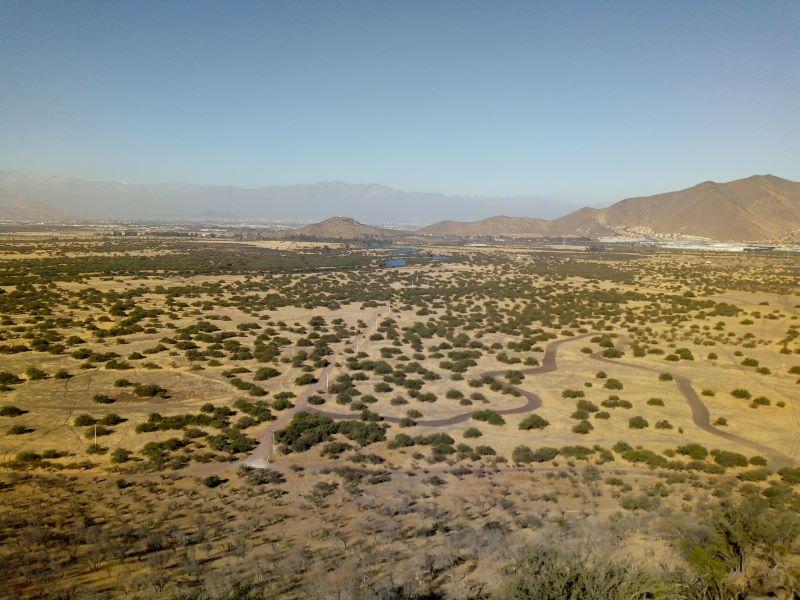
(268, 429, 275, 463)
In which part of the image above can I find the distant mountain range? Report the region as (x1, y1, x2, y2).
(0, 172, 798, 241)
(0, 171, 572, 224)
(0, 188, 68, 221)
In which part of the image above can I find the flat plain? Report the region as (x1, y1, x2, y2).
(1, 236, 799, 599)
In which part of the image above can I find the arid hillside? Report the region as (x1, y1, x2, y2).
(418, 215, 552, 237)
(283, 216, 404, 240)
(586, 174, 800, 241)
(420, 175, 800, 241)
(0, 189, 66, 221)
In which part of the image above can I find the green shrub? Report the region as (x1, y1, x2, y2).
(0, 405, 26, 417)
(676, 443, 708, 460)
(602, 348, 623, 359)
(711, 449, 748, 468)
(518, 414, 549, 430)
(254, 367, 281, 380)
(628, 416, 648, 429)
(8, 424, 32, 435)
(778, 467, 800, 484)
(25, 367, 48, 380)
(472, 409, 505, 426)
(512, 445, 535, 464)
(203, 475, 224, 488)
(576, 399, 599, 412)
(111, 448, 133, 463)
(73, 414, 97, 427)
(294, 373, 318, 386)
(572, 420, 593, 434)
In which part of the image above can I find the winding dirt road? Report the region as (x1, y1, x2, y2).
(593, 336, 795, 468)
(307, 332, 597, 427)
(116, 323, 794, 483)
(283, 330, 795, 469)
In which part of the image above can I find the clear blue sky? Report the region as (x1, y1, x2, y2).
(1, 0, 798, 205)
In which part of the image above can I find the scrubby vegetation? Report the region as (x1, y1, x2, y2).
(0, 235, 798, 598)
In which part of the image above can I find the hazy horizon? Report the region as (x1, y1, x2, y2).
(4, 167, 796, 208)
(1, 1, 798, 208)
(2, 4, 800, 597)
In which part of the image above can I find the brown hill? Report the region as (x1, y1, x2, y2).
(0, 189, 68, 221)
(581, 174, 800, 241)
(419, 175, 800, 241)
(284, 216, 402, 240)
(418, 215, 552, 237)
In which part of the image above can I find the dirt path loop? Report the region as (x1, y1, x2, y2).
(300, 330, 793, 469)
(307, 332, 597, 427)
(240, 304, 390, 468)
(144, 328, 794, 481)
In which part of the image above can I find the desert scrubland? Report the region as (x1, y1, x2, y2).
(0, 237, 799, 599)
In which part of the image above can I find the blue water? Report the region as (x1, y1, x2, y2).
(384, 258, 407, 267)
(384, 252, 450, 267)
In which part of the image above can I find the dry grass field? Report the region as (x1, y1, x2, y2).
(0, 235, 799, 599)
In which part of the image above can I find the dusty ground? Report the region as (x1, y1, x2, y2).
(0, 236, 798, 598)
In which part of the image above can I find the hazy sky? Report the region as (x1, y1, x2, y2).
(1, 1, 798, 205)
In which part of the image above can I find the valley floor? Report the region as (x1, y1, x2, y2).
(0, 237, 799, 598)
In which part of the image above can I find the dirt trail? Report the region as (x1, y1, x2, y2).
(241, 304, 390, 468)
(301, 331, 794, 469)
(139, 327, 794, 479)
(308, 332, 596, 427)
(591, 336, 795, 469)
